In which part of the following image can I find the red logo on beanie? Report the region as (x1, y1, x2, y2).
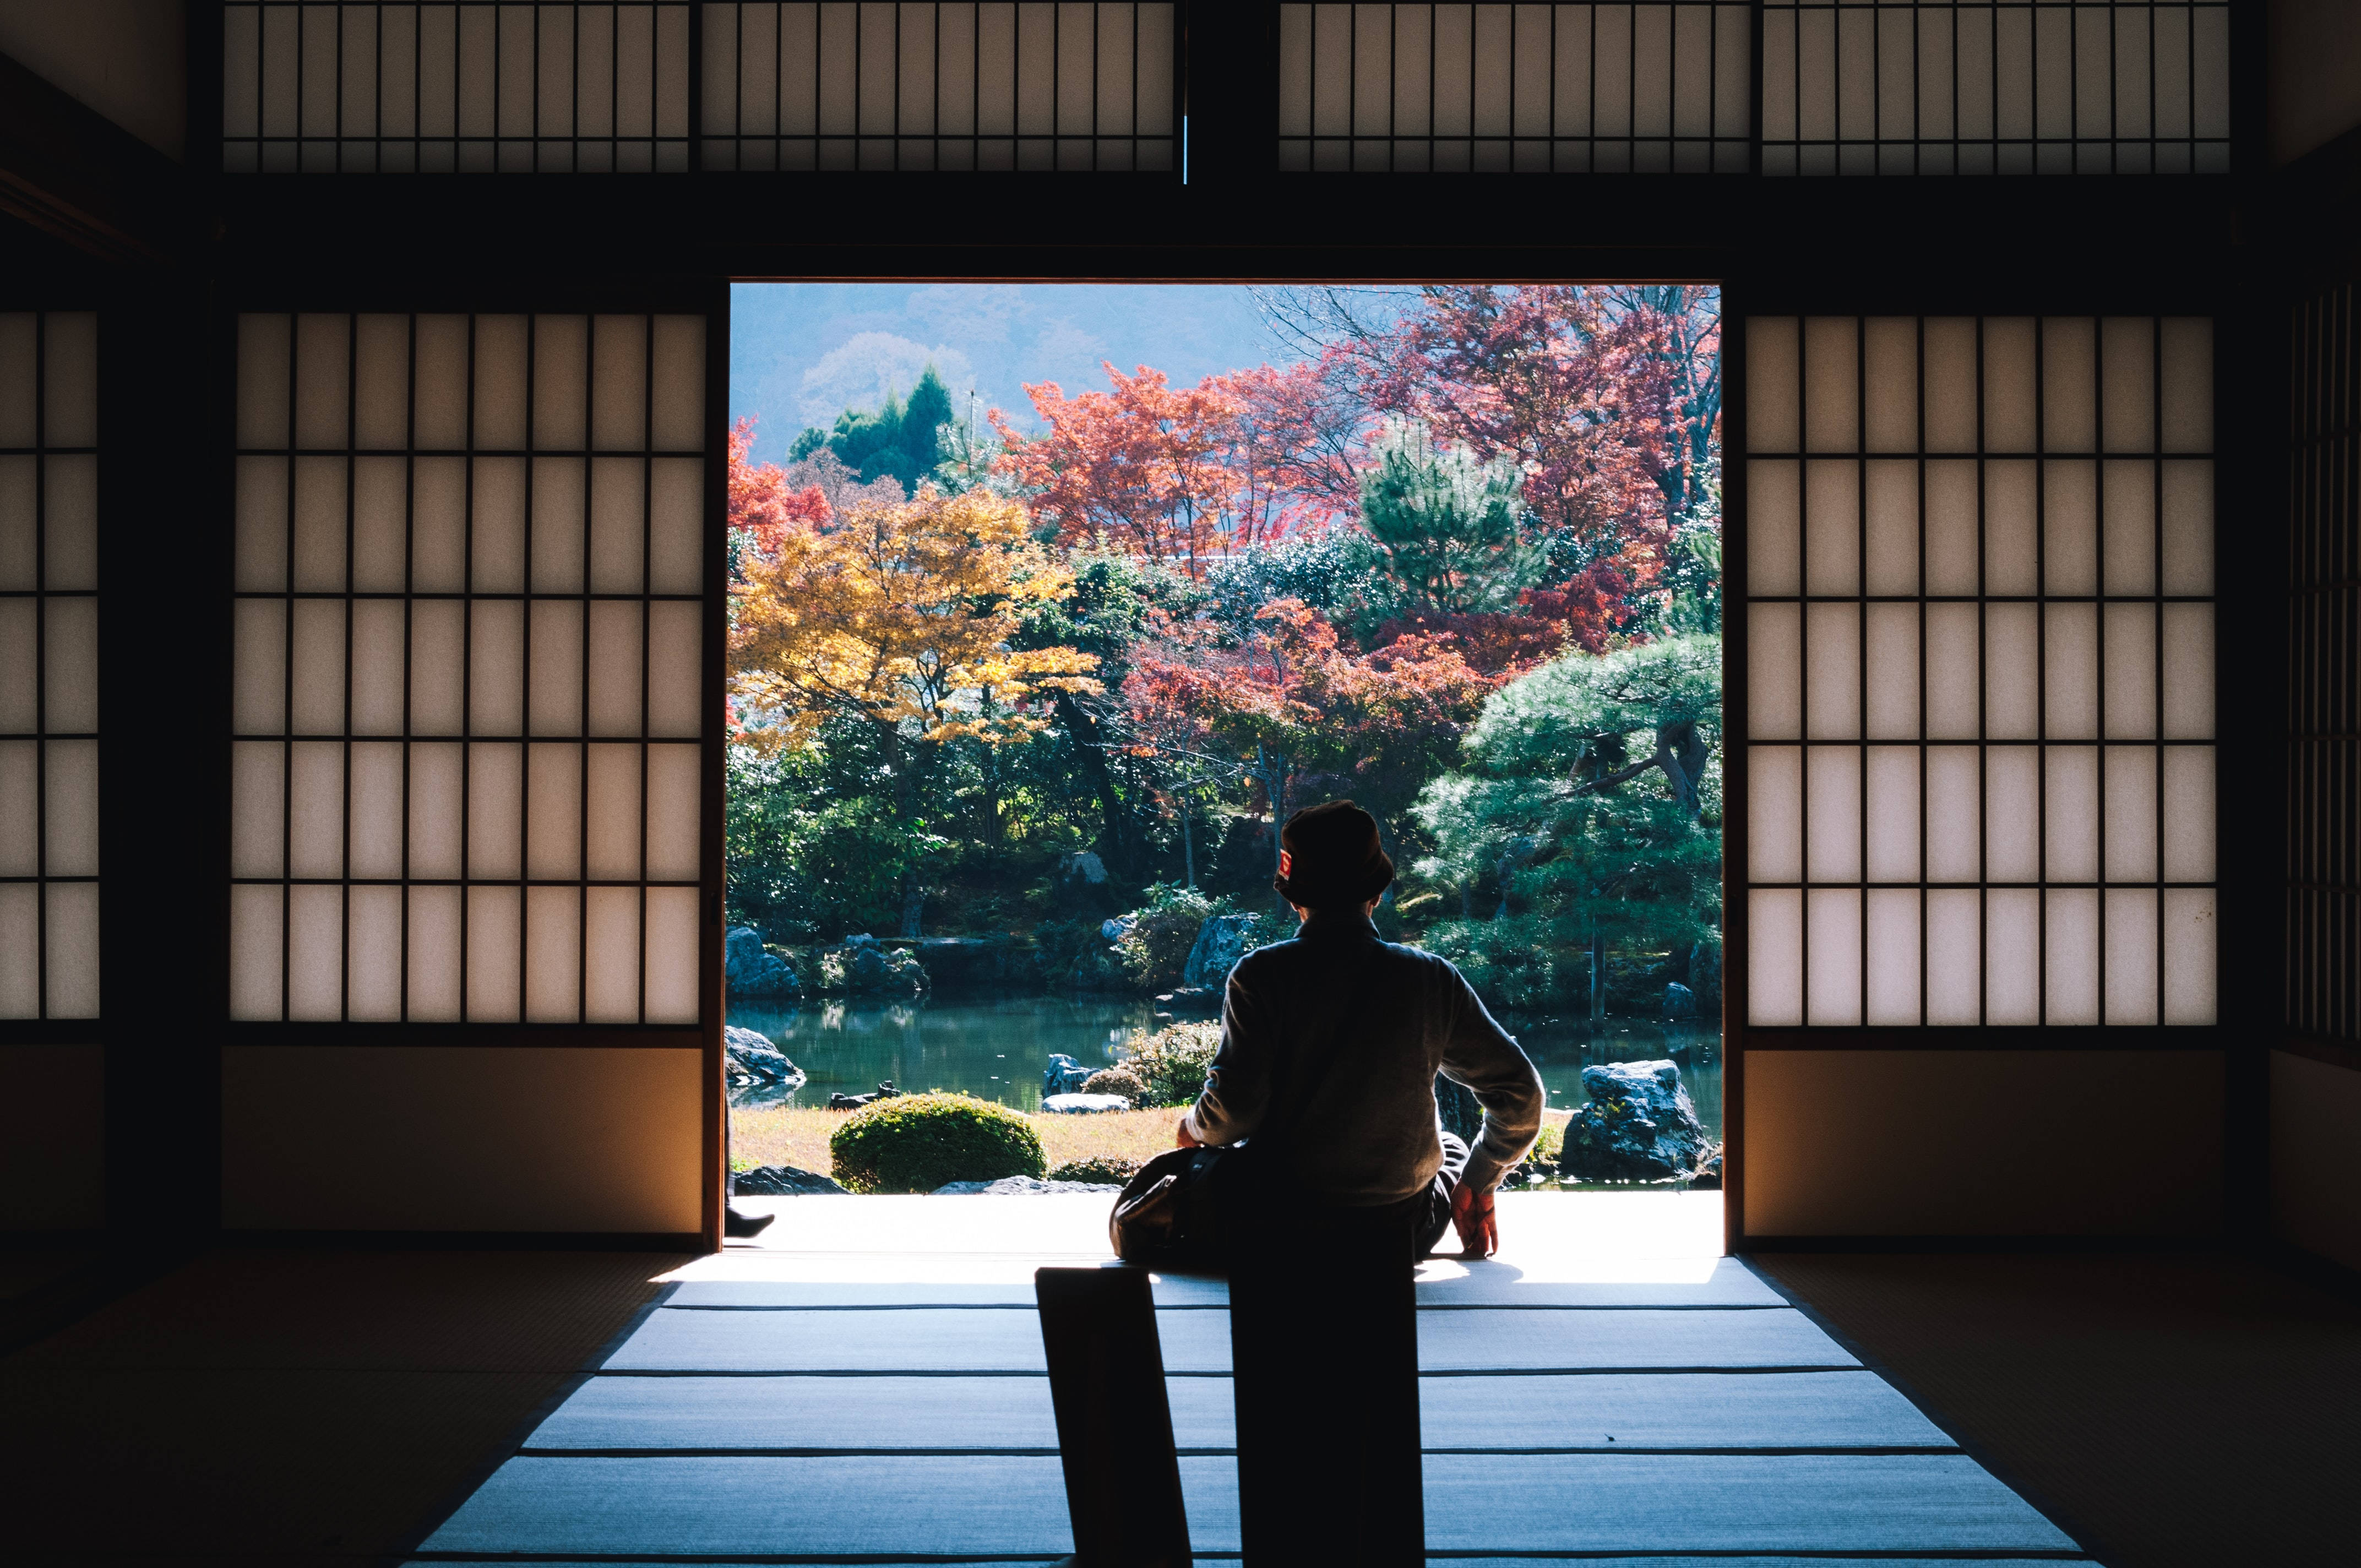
(1278, 850, 1293, 879)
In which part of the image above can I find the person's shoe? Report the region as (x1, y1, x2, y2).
(724, 1204, 775, 1239)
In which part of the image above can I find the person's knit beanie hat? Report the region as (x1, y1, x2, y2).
(1273, 799, 1394, 910)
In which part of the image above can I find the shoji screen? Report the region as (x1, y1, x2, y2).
(1743, 316, 2217, 1028)
(701, 3, 1177, 170)
(231, 312, 708, 1026)
(0, 312, 100, 1021)
(1760, 1, 2231, 175)
(221, 3, 694, 172)
(1277, 3, 1751, 171)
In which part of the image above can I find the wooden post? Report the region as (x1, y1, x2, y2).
(1228, 1204, 1423, 1566)
(1035, 1266, 1193, 1568)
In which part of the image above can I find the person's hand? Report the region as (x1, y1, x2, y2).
(1451, 1183, 1498, 1259)
(1174, 1113, 1200, 1150)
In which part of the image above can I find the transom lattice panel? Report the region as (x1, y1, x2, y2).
(231, 313, 708, 1024)
(222, 3, 695, 172)
(0, 313, 99, 1020)
(703, 3, 1177, 171)
(2291, 284, 2358, 1043)
(1744, 315, 2216, 1026)
(1278, 3, 1751, 172)
(1760, 2, 2231, 175)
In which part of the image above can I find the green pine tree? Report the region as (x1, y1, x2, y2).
(1353, 421, 1540, 618)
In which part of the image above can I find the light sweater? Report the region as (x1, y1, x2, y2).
(1180, 910, 1546, 1203)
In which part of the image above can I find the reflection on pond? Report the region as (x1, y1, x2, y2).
(726, 995, 1720, 1142)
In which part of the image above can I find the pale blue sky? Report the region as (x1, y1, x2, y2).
(729, 282, 1298, 455)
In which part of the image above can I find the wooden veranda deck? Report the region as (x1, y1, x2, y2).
(407, 1193, 2087, 1564)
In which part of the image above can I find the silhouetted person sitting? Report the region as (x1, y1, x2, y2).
(1176, 799, 1545, 1260)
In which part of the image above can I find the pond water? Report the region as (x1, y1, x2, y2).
(725, 995, 1721, 1142)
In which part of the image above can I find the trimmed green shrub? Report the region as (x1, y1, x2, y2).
(1122, 1020, 1222, 1107)
(1113, 884, 1217, 990)
(1080, 1066, 1148, 1107)
(1046, 1156, 1140, 1185)
(828, 1092, 1046, 1194)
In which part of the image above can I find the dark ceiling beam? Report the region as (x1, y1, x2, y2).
(0, 48, 190, 266)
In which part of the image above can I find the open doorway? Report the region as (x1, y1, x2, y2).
(720, 282, 1722, 1207)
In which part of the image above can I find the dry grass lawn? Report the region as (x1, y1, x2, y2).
(732, 1104, 1187, 1182)
(733, 1102, 1577, 1185)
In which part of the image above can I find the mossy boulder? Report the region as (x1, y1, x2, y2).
(828, 1092, 1046, 1194)
(1045, 1156, 1141, 1185)
(1080, 1066, 1149, 1107)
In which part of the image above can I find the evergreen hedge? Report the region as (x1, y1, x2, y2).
(828, 1092, 1046, 1194)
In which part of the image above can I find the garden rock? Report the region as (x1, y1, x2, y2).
(733, 1164, 848, 1195)
(1434, 1073, 1484, 1146)
(933, 1177, 1124, 1194)
(1557, 1059, 1712, 1183)
(819, 933, 929, 996)
(724, 1024, 806, 1090)
(828, 1081, 900, 1109)
(1663, 982, 1697, 1020)
(1101, 913, 1136, 943)
(725, 927, 802, 999)
(1183, 914, 1259, 989)
(1043, 1053, 1094, 1096)
(1041, 1092, 1133, 1114)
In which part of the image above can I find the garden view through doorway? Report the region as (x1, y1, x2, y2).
(719, 282, 1724, 1205)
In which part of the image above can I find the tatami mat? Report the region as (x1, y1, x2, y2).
(404, 1194, 2095, 1563)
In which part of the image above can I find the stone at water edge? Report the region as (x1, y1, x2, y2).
(1043, 1053, 1094, 1097)
(733, 1164, 848, 1195)
(1182, 913, 1259, 990)
(724, 927, 802, 1000)
(1663, 982, 1697, 1020)
(1555, 1059, 1712, 1183)
(933, 1177, 1124, 1194)
(723, 1023, 805, 1088)
(1042, 1093, 1133, 1114)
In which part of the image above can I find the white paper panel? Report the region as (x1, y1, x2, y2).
(2044, 603, 2099, 740)
(2042, 318, 2097, 453)
(287, 883, 345, 1020)
(1982, 319, 2038, 452)
(1981, 602, 2037, 739)
(42, 597, 97, 734)
(650, 459, 704, 594)
(0, 458, 33, 590)
(2162, 888, 2216, 1024)
(1747, 746, 1801, 885)
(1803, 603, 1858, 741)
(230, 882, 284, 1020)
(585, 885, 642, 1023)
(1922, 460, 1978, 595)
(472, 458, 529, 592)
(645, 744, 703, 883)
(2101, 602, 2158, 741)
(2162, 746, 2216, 884)
(1984, 747, 2039, 884)
(2043, 747, 2101, 886)
(1924, 888, 1981, 1025)
(409, 598, 466, 734)
(1803, 460, 1858, 596)
(2159, 318, 2212, 453)
(349, 741, 404, 880)
(532, 458, 587, 592)
(346, 883, 403, 1021)
(1803, 318, 1858, 453)
(1921, 319, 1978, 452)
(534, 316, 590, 451)
(1923, 747, 1980, 884)
(591, 456, 647, 593)
(1805, 888, 1861, 1026)
(41, 740, 97, 878)
(408, 742, 464, 879)
(0, 884, 35, 1015)
(1862, 461, 1916, 596)
(233, 598, 287, 736)
(1983, 888, 2041, 1025)
(292, 456, 347, 591)
(294, 314, 349, 450)
(470, 600, 526, 736)
(588, 600, 646, 737)
(1748, 889, 1803, 1026)
(466, 884, 523, 1021)
(594, 316, 650, 451)
(1864, 886, 1921, 1025)
(0, 601, 31, 734)
(587, 743, 645, 882)
(2104, 888, 2160, 1025)
(407, 884, 464, 1021)
(1745, 602, 1800, 741)
(1862, 318, 1917, 451)
(348, 600, 406, 734)
(1982, 461, 2038, 594)
(412, 318, 469, 448)
(1805, 747, 1860, 885)
(647, 601, 704, 738)
(1863, 604, 1918, 740)
(287, 741, 344, 880)
(474, 315, 530, 450)
(2043, 888, 2101, 1025)
(2101, 318, 2156, 453)
(2159, 461, 2213, 594)
(2104, 746, 2160, 884)
(2043, 461, 2098, 594)
(411, 457, 468, 592)
(530, 600, 586, 736)
(467, 742, 525, 879)
(1746, 461, 1799, 596)
(40, 881, 97, 1018)
(651, 317, 706, 451)
(1748, 317, 1801, 453)
(237, 313, 292, 450)
(527, 743, 583, 881)
(42, 455, 97, 590)
(354, 315, 410, 450)
(289, 598, 346, 734)
(0, 741, 34, 875)
(2159, 604, 2213, 739)
(643, 885, 701, 1023)
(526, 885, 582, 1023)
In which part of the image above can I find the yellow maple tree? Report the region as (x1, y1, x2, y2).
(728, 486, 1101, 761)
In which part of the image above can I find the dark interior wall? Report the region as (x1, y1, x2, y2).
(0, 5, 2351, 1255)
(2268, 0, 2361, 166)
(0, 0, 186, 162)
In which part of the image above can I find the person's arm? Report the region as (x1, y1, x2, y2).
(1437, 966, 1544, 1195)
(1179, 962, 1275, 1147)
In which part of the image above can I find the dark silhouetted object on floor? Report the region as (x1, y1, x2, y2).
(1035, 1265, 1192, 1567)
